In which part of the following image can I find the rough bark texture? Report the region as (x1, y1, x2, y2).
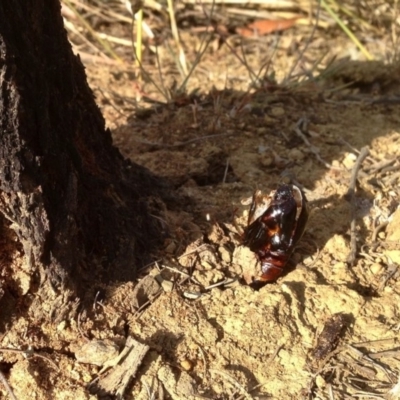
(0, 1, 164, 298)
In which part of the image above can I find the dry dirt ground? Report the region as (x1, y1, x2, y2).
(1, 15, 400, 400)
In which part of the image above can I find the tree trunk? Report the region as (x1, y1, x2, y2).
(0, 0, 164, 305)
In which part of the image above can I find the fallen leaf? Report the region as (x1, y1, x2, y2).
(237, 17, 300, 37)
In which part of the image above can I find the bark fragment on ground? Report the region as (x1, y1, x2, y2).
(92, 336, 149, 398)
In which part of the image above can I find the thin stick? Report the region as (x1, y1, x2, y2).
(167, 0, 188, 76)
(371, 221, 389, 243)
(135, 8, 143, 70)
(178, 0, 216, 92)
(321, 0, 373, 61)
(0, 348, 59, 371)
(286, 0, 321, 81)
(293, 118, 338, 169)
(346, 344, 393, 382)
(222, 158, 230, 184)
(0, 370, 18, 400)
(345, 146, 369, 265)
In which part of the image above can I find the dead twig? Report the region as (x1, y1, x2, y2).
(345, 146, 369, 265)
(0, 347, 59, 371)
(346, 344, 394, 383)
(293, 118, 339, 169)
(371, 220, 389, 243)
(0, 370, 18, 400)
(222, 158, 230, 184)
(285, 0, 321, 81)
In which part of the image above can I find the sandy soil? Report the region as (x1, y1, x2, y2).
(1, 17, 400, 400)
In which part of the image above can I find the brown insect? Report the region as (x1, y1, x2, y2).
(242, 184, 308, 288)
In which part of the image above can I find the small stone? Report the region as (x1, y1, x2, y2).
(315, 375, 326, 389)
(218, 246, 231, 263)
(57, 321, 67, 332)
(270, 106, 285, 117)
(259, 156, 273, 167)
(74, 339, 119, 366)
(192, 270, 225, 287)
(370, 263, 383, 275)
(180, 359, 192, 371)
(131, 275, 160, 308)
(201, 260, 214, 270)
(165, 240, 177, 254)
(342, 152, 357, 169)
(160, 279, 174, 292)
(288, 148, 304, 161)
(264, 115, 276, 125)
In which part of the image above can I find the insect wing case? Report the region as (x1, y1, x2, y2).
(243, 184, 308, 285)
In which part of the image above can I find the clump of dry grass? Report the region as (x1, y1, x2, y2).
(60, 0, 400, 108)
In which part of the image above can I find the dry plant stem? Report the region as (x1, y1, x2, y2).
(64, 20, 111, 59)
(320, 0, 373, 60)
(167, 0, 188, 75)
(345, 146, 369, 266)
(0, 370, 17, 400)
(178, 0, 216, 92)
(367, 349, 400, 360)
(222, 158, 230, 183)
(371, 221, 388, 243)
(293, 118, 336, 169)
(327, 383, 334, 400)
(286, 0, 321, 82)
(135, 8, 143, 70)
(217, 33, 257, 84)
(0, 348, 59, 370)
(63, 0, 122, 61)
(346, 344, 393, 383)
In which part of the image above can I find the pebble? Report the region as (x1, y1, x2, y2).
(342, 152, 357, 169)
(218, 246, 231, 263)
(370, 263, 384, 275)
(288, 148, 304, 161)
(315, 375, 326, 389)
(259, 156, 274, 167)
(180, 359, 193, 371)
(74, 339, 119, 366)
(270, 106, 285, 117)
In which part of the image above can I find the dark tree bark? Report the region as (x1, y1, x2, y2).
(0, 0, 164, 302)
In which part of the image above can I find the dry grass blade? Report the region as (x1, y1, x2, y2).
(0, 370, 18, 400)
(321, 0, 373, 60)
(168, 0, 188, 76)
(63, 0, 124, 62)
(135, 8, 144, 70)
(64, 18, 111, 59)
